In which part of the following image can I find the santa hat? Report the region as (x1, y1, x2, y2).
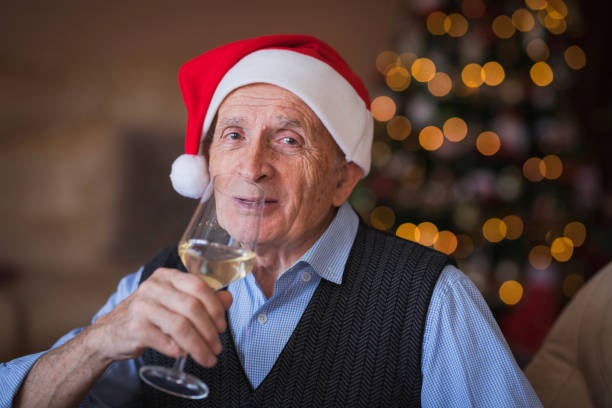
(170, 34, 374, 198)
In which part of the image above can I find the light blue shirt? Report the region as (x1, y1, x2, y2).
(1, 203, 541, 407)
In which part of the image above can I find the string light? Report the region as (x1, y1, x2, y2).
(564, 46, 586, 70)
(428, 72, 453, 97)
(427, 11, 447, 35)
(512, 8, 535, 32)
(544, 14, 567, 34)
(419, 126, 444, 151)
(540, 154, 563, 179)
(386, 66, 411, 91)
(502, 215, 524, 239)
(417, 222, 439, 246)
(444, 13, 469, 37)
(482, 61, 505, 86)
(443, 117, 468, 142)
(370, 206, 396, 230)
(523, 157, 545, 181)
(499, 280, 524, 305)
(376, 50, 398, 74)
(434, 230, 458, 254)
(526, 39, 550, 62)
(476, 131, 501, 156)
(411, 58, 437, 82)
(483, 218, 507, 242)
(551, 237, 574, 262)
(492, 15, 516, 39)
(563, 222, 586, 246)
(371, 96, 397, 122)
(461, 0, 486, 19)
(462, 63, 484, 87)
(530, 61, 554, 86)
(386, 116, 412, 141)
(529, 245, 551, 269)
(396, 222, 421, 242)
(525, 0, 547, 11)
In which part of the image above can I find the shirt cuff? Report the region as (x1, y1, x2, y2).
(0, 351, 46, 406)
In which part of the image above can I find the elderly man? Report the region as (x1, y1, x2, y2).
(1, 35, 541, 407)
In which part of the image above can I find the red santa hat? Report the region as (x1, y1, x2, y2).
(170, 34, 374, 198)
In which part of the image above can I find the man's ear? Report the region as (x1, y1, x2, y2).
(332, 161, 364, 207)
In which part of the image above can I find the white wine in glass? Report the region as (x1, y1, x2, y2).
(139, 174, 264, 399)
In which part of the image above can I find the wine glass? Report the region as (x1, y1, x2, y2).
(139, 173, 265, 399)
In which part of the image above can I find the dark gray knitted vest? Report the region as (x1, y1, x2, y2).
(139, 222, 449, 407)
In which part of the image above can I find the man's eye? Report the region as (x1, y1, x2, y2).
(281, 137, 298, 145)
(226, 132, 242, 141)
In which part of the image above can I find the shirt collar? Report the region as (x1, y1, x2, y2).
(297, 202, 359, 285)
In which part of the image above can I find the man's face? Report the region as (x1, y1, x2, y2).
(208, 83, 356, 248)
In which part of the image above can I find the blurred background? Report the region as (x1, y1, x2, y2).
(1, 0, 610, 367)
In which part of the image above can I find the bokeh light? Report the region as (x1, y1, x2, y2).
(547, 0, 568, 19)
(551, 237, 574, 262)
(386, 65, 411, 91)
(526, 39, 550, 62)
(444, 13, 469, 37)
(462, 63, 484, 87)
(540, 154, 563, 179)
(427, 11, 447, 35)
(512, 8, 535, 32)
(370, 206, 396, 230)
(371, 96, 397, 122)
(462, 0, 486, 19)
(482, 218, 507, 242)
(562, 274, 584, 298)
(492, 15, 516, 39)
(564, 45, 586, 70)
(434, 230, 458, 254)
(544, 14, 567, 34)
(502, 215, 524, 240)
(419, 126, 444, 151)
(454, 234, 474, 259)
(476, 131, 501, 156)
(411, 58, 437, 82)
(499, 280, 524, 305)
(526, 0, 547, 10)
(563, 221, 586, 247)
(428, 72, 453, 97)
(482, 61, 505, 86)
(376, 50, 398, 74)
(386, 115, 412, 141)
(523, 157, 544, 181)
(529, 245, 552, 269)
(396, 222, 420, 242)
(530, 62, 554, 86)
(443, 117, 468, 142)
(418, 222, 439, 246)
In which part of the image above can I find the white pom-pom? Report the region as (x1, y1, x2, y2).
(169, 154, 209, 198)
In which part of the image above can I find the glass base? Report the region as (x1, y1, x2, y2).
(139, 365, 209, 400)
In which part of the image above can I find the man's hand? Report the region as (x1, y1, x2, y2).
(15, 267, 232, 408)
(90, 267, 233, 367)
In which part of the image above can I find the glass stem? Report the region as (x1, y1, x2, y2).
(172, 353, 187, 372)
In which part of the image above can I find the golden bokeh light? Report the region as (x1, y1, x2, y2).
(492, 15, 516, 39)
(418, 222, 439, 246)
(476, 131, 501, 156)
(499, 280, 524, 305)
(564, 45, 587, 70)
(443, 117, 468, 142)
(434, 230, 458, 255)
(482, 61, 505, 86)
(544, 14, 567, 34)
(547, 0, 568, 18)
(512, 8, 535, 31)
(502, 215, 524, 240)
(526, 0, 547, 10)
(526, 38, 550, 62)
(563, 221, 586, 247)
(376, 50, 398, 74)
(427, 11, 447, 35)
(482, 218, 507, 242)
(551, 237, 574, 262)
(562, 274, 584, 298)
(462, 63, 484, 88)
(386, 116, 412, 141)
(428, 72, 453, 97)
(370, 206, 396, 230)
(523, 157, 544, 182)
(540, 154, 563, 179)
(419, 126, 444, 151)
(411, 58, 437, 82)
(530, 61, 553, 86)
(444, 13, 469, 37)
(371, 96, 397, 122)
(386, 65, 412, 91)
(396, 222, 421, 242)
(529, 245, 552, 269)
(454, 234, 474, 259)
(399, 53, 418, 69)
(462, 0, 486, 19)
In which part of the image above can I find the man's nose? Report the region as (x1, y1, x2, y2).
(237, 139, 271, 182)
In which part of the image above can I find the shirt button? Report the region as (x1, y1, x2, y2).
(302, 271, 312, 282)
(257, 313, 268, 324)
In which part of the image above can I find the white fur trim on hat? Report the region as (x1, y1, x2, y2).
(202, 49, 373, 175)
(169, 154, 209, 199)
